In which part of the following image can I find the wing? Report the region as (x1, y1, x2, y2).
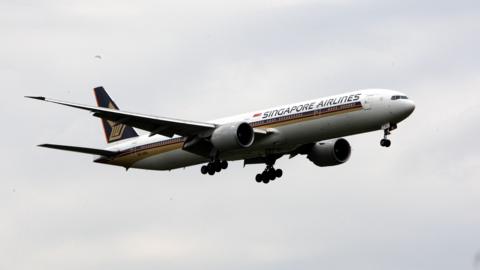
(39, 144, 118, 157)
(26, 96, 216, 137)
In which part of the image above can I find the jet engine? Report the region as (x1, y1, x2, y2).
(307, 138, 351, 167)
(210, 122, 254, 151)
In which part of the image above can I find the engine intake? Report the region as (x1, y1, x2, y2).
(210, 122, 254, 151)
(307, 138, 351, 167)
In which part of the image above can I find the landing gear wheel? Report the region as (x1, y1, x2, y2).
(255, 174, 262, 183)
(261, 171, 268, 182)
(380, 139, 391, 147)
(275, 169, 283, 178)
(221, 160, 228, 170)
(268, 169, 276, 181)
(201, 160, 229, 176)
(201, 166, 208, 175)
(385, 140, 391, 147)
(207, 164, 215, 175)
(214, 162, 222, 172)
(262, 178, 270, 184)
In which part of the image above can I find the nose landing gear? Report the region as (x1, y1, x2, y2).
(380, 123, 397, 147)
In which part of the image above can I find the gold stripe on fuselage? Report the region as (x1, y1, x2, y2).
(107, 141, 184, 168)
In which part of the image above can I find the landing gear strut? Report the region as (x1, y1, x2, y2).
(380, 123, 397, 147)
(201, 160, 228, 176)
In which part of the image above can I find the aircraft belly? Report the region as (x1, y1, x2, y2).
(131, 149, 208, 170)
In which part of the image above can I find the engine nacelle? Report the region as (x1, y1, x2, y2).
(210, 122, 254, 151)
(307, 138, 351, 167)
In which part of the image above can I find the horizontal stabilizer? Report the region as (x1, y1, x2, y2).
(25, 96, 46, 100)
(38, 144, 117, 157)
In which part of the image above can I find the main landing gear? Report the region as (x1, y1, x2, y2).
(255, 166, 283, 184)
(201, 160, 228, 175)
(380, 123, 397, 147)
(253, 156, 283, 184)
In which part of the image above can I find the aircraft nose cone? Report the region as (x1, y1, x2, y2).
(405, 100, 415, 115)
(406, 100, 415, 114)
(400, 100, 415, 118)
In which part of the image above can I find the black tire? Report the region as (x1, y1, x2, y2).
(214, 162, 222, 172)
(207, 164, 215, 175)
(380, 139, 386, 147)
(255, 174, 262, 183)
(266, 168, 275, 180)
(263, 178, 269, 184)
(269, 171, 276, 180)
(221, 160, 228, 170)
(385, 140, 391, 147)
(275, 169, 283, 178)
(261, 171, 268, 181)
(201, 166, 208, 175)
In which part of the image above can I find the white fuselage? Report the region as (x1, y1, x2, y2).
(99, 89, 415, 170)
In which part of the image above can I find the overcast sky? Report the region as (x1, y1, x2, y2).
(1, 0, 480, 269)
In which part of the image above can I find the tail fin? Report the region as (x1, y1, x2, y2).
(94, 86, 139, 143)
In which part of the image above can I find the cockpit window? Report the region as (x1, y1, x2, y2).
(391, 95, 408, 100)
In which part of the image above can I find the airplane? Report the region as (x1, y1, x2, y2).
(26, 87, 415, 184)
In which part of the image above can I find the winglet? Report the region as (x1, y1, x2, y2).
(25, 96, 46, 101)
